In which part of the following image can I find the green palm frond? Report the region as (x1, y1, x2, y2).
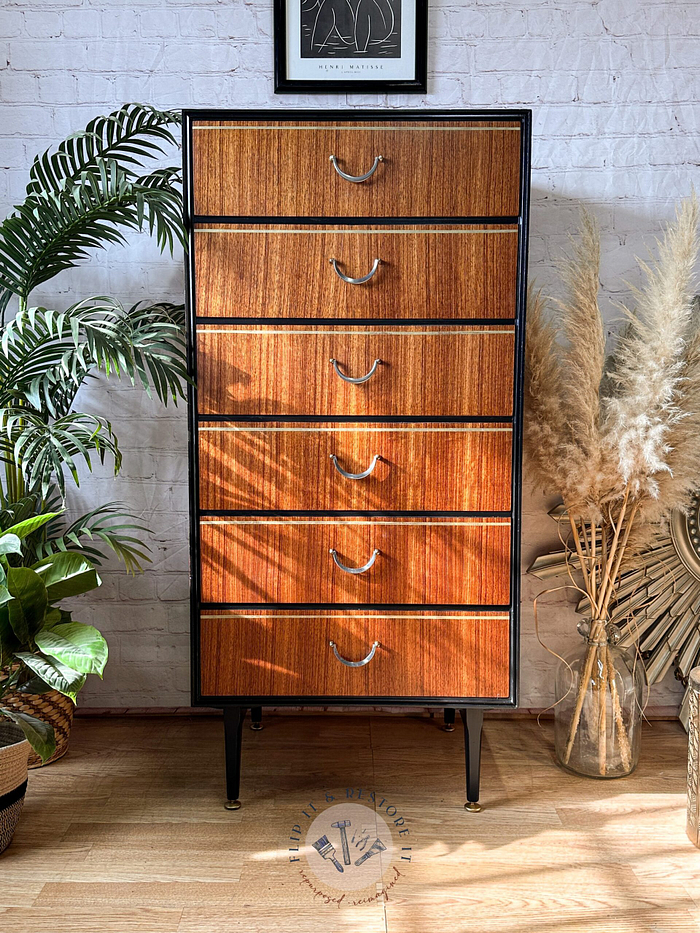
(4, 409, 121, 498)
(1, 299, 188, 416)
(0, 161, 186, 305)
(26, 103, 180, 195)
(34, 501, 151, 575)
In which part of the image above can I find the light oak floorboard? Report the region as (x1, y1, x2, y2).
(0, 715, 696, 933)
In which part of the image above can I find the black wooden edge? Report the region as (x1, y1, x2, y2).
(185, 109, 532, 709)
(184, 114, 203, 708)
(182, 108, 531, 121)
(509, 110, 532, 707)
(199, 696, 515, 707)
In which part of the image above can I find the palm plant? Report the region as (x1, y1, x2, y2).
(0, 103, 188, 571)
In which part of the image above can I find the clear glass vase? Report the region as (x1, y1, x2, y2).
(554, 620, 644, 778)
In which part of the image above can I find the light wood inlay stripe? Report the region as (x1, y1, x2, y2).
(201, 519, 511, 526)
(195, 227, 519, 234)
(201, 613, 512, 620)
(193, 125, 520, 131)
(199, 426, 512, 432)
(197, 328, 515, 335)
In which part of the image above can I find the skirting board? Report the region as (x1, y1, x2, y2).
(73, 705, 683, 721)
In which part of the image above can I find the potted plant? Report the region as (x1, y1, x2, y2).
(0, 103, 189, 763)
(526, 196, 700, 776)
(0, 520, 108, 852)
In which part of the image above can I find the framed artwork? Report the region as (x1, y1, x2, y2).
(274, 0, 428, 94)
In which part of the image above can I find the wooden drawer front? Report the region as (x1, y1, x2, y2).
(198, 424, 512, 512)
(196, 326, 514, 418)
(199, 611, 511, 698)
(191, 121, 521, 218)
(194, 225, 519, 321)
(200, 518, 511, 605)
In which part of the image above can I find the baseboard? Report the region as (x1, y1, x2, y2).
(73, 705, 682, 721)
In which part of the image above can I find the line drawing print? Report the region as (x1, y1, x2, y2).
(300, 0, 402, 58)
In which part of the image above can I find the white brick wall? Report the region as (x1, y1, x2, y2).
(1, 0, 699, 708)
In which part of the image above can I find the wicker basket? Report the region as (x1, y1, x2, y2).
(2, 690, 74, 768)
(0, 722, 29, 855)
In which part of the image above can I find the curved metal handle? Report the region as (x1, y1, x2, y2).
(329, 154, 383, 183)
(330, 358, 381, 385)
(329, 640, 380, 668)
(329, 257, 382, 285)
(329, 548, 380, 574)
(330, 453, 380, 480)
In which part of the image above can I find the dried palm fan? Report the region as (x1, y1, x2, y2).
(529, 493, 700, 729)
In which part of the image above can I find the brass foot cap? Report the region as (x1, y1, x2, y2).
(443, 724, 455, 732)
(250, 723, 264, 731)
(225, 799, 242, 810)
(464, 801, 482, 813)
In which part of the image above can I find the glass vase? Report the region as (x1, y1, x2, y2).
(554, 620, 643, 778)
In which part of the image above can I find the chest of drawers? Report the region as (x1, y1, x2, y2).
(184, 109, 531, 811)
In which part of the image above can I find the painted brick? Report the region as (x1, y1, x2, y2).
(179, 10, 217, 38)
(1, 71, 38, 103)
(23, 11, 62, 37)
(38, 74, 77, 103)
(140, 10, 179, 38)
(10, 39, 88, 70)
(0, 11, 24, 38)
(101, 11, 139, 39)
(62, 10, 101, 39)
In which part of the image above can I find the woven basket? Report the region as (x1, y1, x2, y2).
(2, 689, 74, 768)
(0, 722, 29, 855)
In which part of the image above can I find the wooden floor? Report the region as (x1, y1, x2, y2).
(1, 714, 699, 932)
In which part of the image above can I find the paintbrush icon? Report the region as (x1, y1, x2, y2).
(312, 835, 344, 872)
(354, 838, 386, 866)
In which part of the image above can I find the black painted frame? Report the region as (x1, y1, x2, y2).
(273, 0, 428, 94)
(183, 108, 531, 711)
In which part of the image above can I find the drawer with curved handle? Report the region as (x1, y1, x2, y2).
(196, 325, 514, 418)
(191, 120, 521, 217)
(199, 517, 511, 605)
(198, 610, 511, 699)
(198, 423, 512, 512)
(193, 224, 519, 320)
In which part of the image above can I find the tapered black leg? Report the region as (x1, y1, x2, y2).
(223, 706, 246, 810)
(459, 708, 484, 811)
(250, 706, 263, 731)
(443, 708, 456, 732)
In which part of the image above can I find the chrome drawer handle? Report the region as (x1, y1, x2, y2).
(329, 154, 383, 183)
(329, 257, 382, 285)
(329, 548, 380, 574)
(330, 358, 381, 384)
(330, 453, 380, 480)
(329, 640, 380, 668)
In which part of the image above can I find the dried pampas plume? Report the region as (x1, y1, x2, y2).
(526, 194, 700, 532)
(526, 194, 700, 774)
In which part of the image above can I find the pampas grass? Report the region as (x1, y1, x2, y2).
(526, 194, 700, 774)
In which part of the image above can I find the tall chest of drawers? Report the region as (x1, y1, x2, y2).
(184, 109, 531, 810)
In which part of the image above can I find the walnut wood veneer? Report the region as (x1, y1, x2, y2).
(200, 517, 511, 606)
(191, 120, 521, 218)
(199, 612, 511, 698)
(196, 326, 515, 418)
(193, 224, 519, 320)
(185, 109, 531, 809)
(198, 423, 512, 512)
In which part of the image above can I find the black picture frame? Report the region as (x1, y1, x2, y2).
(274, 0, 428, 94)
